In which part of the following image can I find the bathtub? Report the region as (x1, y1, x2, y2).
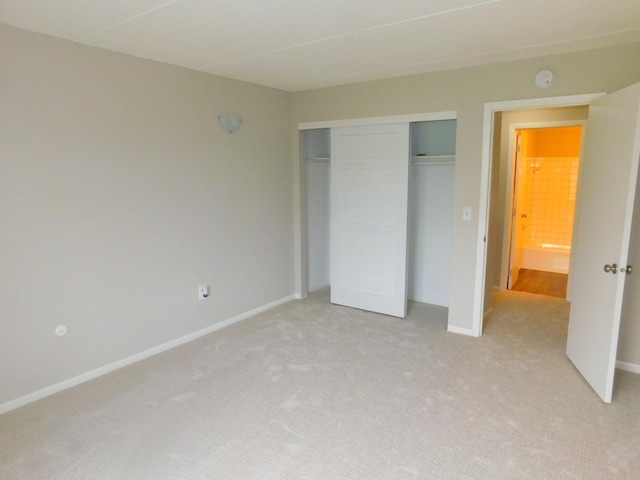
(521, 243, 571, 274)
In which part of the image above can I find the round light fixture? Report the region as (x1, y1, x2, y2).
(535, 70, 554, 89)
(218, 114, 243, 133)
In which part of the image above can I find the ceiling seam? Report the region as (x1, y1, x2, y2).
(77, 0, 185, 42)
(285, 27, 640, 92)
(198, 0, 502, 70)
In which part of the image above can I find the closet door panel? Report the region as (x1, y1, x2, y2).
(330, 124, 410, 317)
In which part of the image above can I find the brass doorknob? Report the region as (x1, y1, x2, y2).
(620, 265, 633, 274)
(604, 263, 618, 274)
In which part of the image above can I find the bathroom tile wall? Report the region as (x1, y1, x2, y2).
(522, 156, 579, 247)
(519, 127, 582, 248)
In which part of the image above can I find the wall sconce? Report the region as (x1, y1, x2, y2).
(218, 114, 243, 133)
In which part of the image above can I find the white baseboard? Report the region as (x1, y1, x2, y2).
(0, 294, 296, 416)
(616, 360, 640, 374)
(447, 325, 475, 336)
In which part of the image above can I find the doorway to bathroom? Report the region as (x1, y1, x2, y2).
(486, 105, 588, 304)
(506, 125, 583, 299)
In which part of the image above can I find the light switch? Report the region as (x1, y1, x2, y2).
(463, 207, 472, 221)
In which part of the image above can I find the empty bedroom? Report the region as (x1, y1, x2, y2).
(2, 1, 640, 479)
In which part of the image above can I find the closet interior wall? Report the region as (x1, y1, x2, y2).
(305, 129, 331, 292)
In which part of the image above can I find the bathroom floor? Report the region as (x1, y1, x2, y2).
(511, 268, 568, 299)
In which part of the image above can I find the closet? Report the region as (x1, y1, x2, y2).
(305, 128, 331, 292)
(303, 118, 456, 312)
(408, 120, 456, 307)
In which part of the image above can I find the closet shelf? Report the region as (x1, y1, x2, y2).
(307, 155, 454, 166)
(307, 156, 331, 165)
(411, 155, 455, 166)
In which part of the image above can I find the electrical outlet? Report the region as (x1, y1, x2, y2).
(198, 285, 209, 300)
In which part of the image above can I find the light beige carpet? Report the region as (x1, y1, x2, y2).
(1, 289, 639, 479)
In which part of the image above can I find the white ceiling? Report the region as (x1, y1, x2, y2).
(2, 0, 640, 92)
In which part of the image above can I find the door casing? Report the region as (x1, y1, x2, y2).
(297, 111, 457, 300)
(474, 93, 604, 337)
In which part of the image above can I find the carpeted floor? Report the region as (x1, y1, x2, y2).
(1, 289, 639, 479)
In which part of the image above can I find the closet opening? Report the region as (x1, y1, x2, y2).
(304, 128, 331, 293)
(300, 115, 457, 316)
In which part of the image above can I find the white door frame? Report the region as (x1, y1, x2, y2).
(505, 130, 523, 290)
(473, 93, 605, 337)
(299, 111, 456, 131)
(499, 120, 587, 293)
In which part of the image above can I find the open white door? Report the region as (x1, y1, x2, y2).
(566, 82, 640, 403)
(508, 132, 525, 289)
(330, 123, 410, 317)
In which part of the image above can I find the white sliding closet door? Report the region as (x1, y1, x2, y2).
(330, 124, 410, 317)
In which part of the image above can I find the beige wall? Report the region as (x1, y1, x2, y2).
(0, 25, 293, 405)
(291, 42, 640, 335)
(620, 168, 640, 367)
